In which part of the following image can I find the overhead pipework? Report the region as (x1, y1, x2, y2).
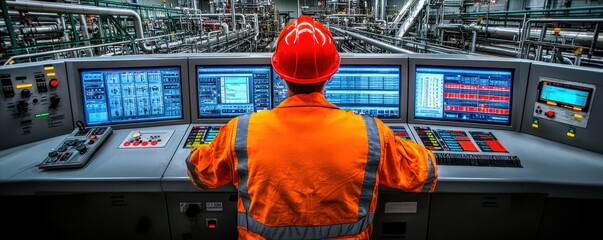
(2, 0, 602, 69)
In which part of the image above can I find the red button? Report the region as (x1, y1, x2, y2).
(49, 79, 59, 88)
(89, 135, 97, 140)
(545, 111, 555, 118)
(123, 142, 130, 146)
(142, 141, 148, 146)
(208, 223, 216, 229)
(133, 141, 139, 146)
(151, 140, 158, 146)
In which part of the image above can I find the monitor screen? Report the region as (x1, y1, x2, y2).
(538, 80, 593, 112)
(273, 65, 401, 118)
(197, 65, 271, 118)
(414, 66, 513, 125)
(80, 66, 183, 126)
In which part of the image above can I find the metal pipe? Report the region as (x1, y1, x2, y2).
(79, 14, 93, 56)
(374, 0, 378, 19)
(6, 0, 144, 39)
(589, 23, 600, 58)
(201, 13, 246, 25)
(438, 24, 603, 48)
(380, 0, 385, 21)
(520, 18, 603, 56)
(19, 25, 62, 34)
(471, 30, 477, 53)
(231, 0, 236, 31)
(3, 40, 131, 66)
(331, 27, 415, 53)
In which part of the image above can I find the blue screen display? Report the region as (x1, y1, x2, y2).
(540, 84, 589, 107)
(414, 66, 513, 125)
(273, 65, 401, 118)
(197, 65, 271, 118)
(80, 67, 183, 126)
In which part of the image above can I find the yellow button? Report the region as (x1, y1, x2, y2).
(574, 114, 583, 119)
(532, 124, 539, 128)
(567, 132, 575, 138)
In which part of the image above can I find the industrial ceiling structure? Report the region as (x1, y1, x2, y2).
(1, 0, 602, 68)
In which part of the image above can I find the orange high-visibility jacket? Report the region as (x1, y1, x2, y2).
(187, 93, 438, 240)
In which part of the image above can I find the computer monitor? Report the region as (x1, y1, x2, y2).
(195, 65, 272, 118)
(273, 65, 401, 119)
(413, 65, 513, 125)
(80, 66, 183, 126)
(67, 57, 190, 128)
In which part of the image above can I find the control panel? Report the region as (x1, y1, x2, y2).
(389, 125, 412, 141)
(0, 62, 73, 150)
(118, 130, 174, 148)
(39, 126, 112, 170)
(411, 125, 521, 168)
(183, 125, 222, 148)
(414, 126, 479, 152)
(533, 77, 595, 129)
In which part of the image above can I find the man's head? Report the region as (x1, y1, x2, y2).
(272, 16, 340, 95)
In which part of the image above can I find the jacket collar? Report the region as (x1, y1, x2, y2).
(276, 92, 340, 109)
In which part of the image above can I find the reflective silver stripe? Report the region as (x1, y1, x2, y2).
(422, 154, 436, 192)
(235, 114, 252, 229)
(238, 212, 375, 240)
(359, 115, 381, 220)
(185, 153, 207, 190)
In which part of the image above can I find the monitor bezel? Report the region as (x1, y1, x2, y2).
(338, 54, 408, 123)
(408, 57, 529, 131)
(66, 56, 191, 129)
(189, 54, 272, 124)
(196, 64, 273, 119)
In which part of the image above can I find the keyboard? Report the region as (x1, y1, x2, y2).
(434, 153, 522, 168)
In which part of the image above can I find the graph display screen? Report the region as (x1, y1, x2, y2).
(414, 66, 513, 125)
(80, 67, 183, 126)
(273, 65, 400, 118)
(197, 65, 271, 118)
(538, 80, 593, 112)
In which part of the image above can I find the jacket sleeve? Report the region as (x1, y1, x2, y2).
(376, 119, 438, 193)
(186, 119, 237, 191)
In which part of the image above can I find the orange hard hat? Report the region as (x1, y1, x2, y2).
(272, 16, 340, 84)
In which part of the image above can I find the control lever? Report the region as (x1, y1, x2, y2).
(76, 120, 87, 135)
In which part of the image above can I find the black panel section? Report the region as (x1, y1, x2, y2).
(0, 193, 170, 240)
(428, 193, 546, 240)
(372, 191, 430, 240)
(537, 197, 603, 240)
(166, 193, 238, 240)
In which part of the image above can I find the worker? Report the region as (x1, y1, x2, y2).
(186, 15, 438, 240)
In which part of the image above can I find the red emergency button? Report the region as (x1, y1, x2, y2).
(545, 111, 555, 118)
(49, 79, 59, 88)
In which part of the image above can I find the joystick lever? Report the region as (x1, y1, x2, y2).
(76, 120, 87, 135)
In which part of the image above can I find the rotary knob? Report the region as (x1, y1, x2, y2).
(132, 131, 141, 141)
(21, 89, 31, 97)
(76, 144, 87, 154)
